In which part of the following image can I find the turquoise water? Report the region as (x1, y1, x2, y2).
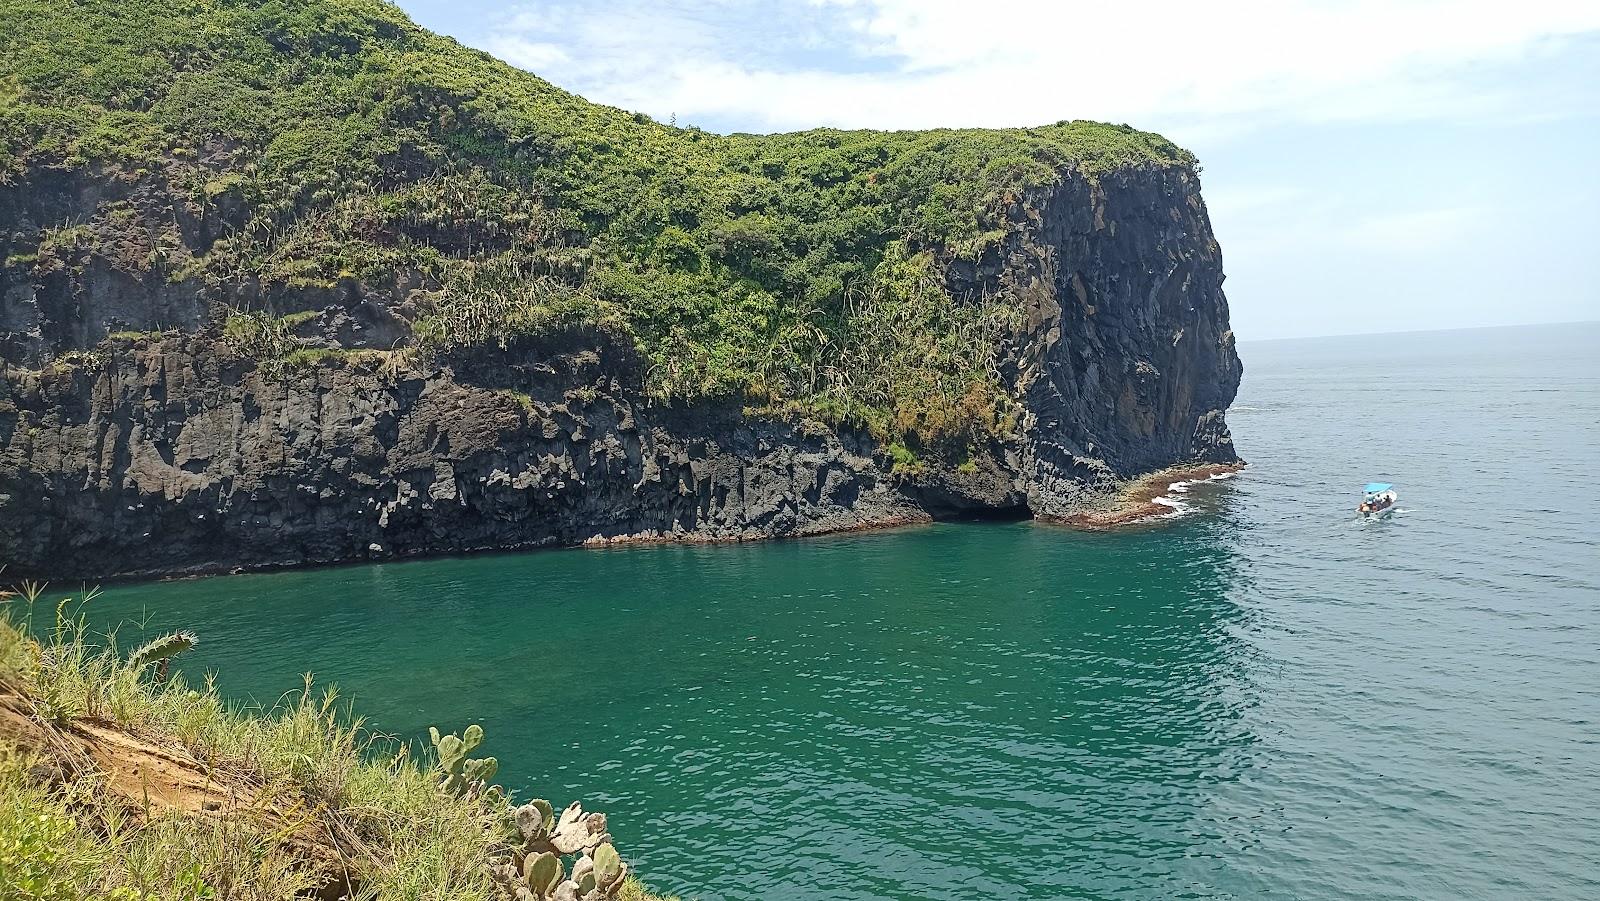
(78, 322, 1600, 900)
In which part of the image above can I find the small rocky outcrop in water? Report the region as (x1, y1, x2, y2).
(0, 0, 1240, 580)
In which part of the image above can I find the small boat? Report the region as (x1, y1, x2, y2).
(1358, 482, 1398, 518)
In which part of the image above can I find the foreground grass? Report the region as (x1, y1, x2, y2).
(0, 585, 678, 901)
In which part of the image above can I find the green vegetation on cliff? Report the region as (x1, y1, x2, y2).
(0, 0, 1195, 453)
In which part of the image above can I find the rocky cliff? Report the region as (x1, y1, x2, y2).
(0, 0, 1239, 580)
(0, 163, 1238, 579)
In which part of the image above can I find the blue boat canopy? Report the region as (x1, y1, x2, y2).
(1364, 482, 1394, 493)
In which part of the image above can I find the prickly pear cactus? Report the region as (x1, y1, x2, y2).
(525, 852, 562, 896)
(428, 724, 499, 798)
(126, 630, 199, 669)
(127, 630, 198, 682)
(591, 843, 627, 895)
(495, 797, 630, 900)
(428, 726, 635, 900)
(515, 798, 556, 843)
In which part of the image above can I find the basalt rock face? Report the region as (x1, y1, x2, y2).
(0, 332, 933, 578)
(0, 166, 1238, 580)
(1002, 167, 1242, 516)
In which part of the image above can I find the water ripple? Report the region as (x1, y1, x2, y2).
(77, 324, 1600, 900)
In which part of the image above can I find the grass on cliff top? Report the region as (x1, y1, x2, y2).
(0, 0, 1196, 455)
(0, 583, 678, 901)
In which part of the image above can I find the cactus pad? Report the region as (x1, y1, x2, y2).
(524, 852, 562, 894)
(592, 843, 621, 888)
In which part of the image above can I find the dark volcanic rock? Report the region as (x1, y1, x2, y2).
(0, 165, 1240, 579)
(1010, 167, 1242, 515)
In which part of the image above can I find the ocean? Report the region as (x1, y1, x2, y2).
(77, 321, 1600, 899)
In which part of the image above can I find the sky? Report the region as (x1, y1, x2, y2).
(394, 0, 1600, 340)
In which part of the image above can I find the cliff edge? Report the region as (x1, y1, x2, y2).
(0, 0, 1240, 579)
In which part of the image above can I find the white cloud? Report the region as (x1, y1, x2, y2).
(473, 0, 1600, 136)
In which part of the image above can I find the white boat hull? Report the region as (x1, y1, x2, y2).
(1359, 490, 1399, 519)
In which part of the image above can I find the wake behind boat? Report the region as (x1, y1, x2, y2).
(1359, 482, 1398, 518)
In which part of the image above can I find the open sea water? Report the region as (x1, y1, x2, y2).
(78, 321, 1600, 900)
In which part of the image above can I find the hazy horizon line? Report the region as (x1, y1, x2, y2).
(1238, 317, 1599, 343)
